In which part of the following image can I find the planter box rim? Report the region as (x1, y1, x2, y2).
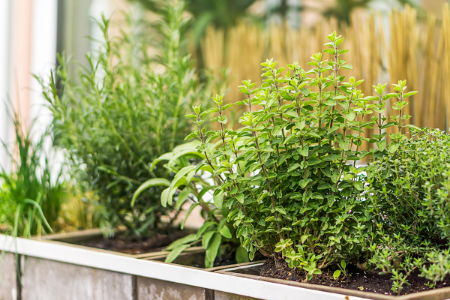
(219, 263, 450, 300)
(0, 234, 369, 300)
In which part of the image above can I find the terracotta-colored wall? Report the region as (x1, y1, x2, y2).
(12, 0, 33, 128)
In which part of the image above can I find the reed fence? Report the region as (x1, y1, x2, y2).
(200, 4, 450, 142)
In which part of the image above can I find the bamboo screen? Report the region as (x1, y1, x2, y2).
(200, 4, 450, 139)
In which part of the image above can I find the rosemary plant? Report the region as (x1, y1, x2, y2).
(38, 0, 210, 237)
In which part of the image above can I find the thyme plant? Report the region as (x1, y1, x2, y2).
(148, 32, 414, 280)
(38, 1, 209, 237)
(367, 128, 450, 294)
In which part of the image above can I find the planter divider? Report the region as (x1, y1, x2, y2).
(217, 263, 450, 300)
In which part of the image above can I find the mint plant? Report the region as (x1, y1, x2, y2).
(146, 31, 414, 280)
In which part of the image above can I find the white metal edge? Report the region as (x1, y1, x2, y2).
(0, 235, 369, 300)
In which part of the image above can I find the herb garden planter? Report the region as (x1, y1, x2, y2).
(216, 263, 450, 300)
(0, 234, 388, 300)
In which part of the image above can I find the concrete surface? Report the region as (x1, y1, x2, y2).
(21, 257, 133, 300)
(137, 276, 213, 300)
(215, 291, 259, 300)
(0, 253, 17, 300)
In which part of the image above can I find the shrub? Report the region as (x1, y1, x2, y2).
(133, 141, 248, 267)
(144, 31, 414, 279)
(38, 1, 210, 237)
(367, 128, 450, 293)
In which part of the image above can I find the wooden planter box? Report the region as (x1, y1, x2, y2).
(2, 234, 261, 300)
(9, 233, 448, 299)
(0, 252, 18, 300)
(216, 263, 450, 300)
(1, 234, 370, 300)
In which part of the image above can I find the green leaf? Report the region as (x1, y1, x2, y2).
(333, 270, 341, 280)
(284, 111, 298, 118)
(353, 181, 364, 191)
(276, 207, 287, 215)
(331, 174, 340, 183)
(265, 216, 275, 222)
(341, 64, 353, 70)
(299, 178, 312, 189)
(301, 235, 309, 243)
(376, 139, 386, 151)
(206, 233, 222, 262)
(298, 146, 309, 157)
(328, 126, 340, 134)
(181, 203, 200, 229)
(341, 260, 347, 270)
(196, 222, 217, 239)
(213, 191, 224, 209)
(161, 188, 171, 207)
(288, 163, 300, 172)
(131, 178, 170, 207)
(312, 193, 324, 200)
(388, 143, 400, 154)
(162, 166, 196, 206)
(272, 126, 282, 136)
(296, 121, 306, 130)
(166, 234, 197, 250)
(236, 194, 244, 204)
(219, 226, 232, 239)
(383, 93, 398, 100)
(406, 124, 420, 131)
(202, 231, 215, 249)
(176, 188, 191, 211)
(324, 99, 336, 106)
(165, 244, 190, 263)
(236, 245, 249, 263)
(403, 91, 417, 98)
(301, 88, 310, 96)
(184, 132, 198, 140)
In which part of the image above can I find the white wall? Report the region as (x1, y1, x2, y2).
(30, 0, 58, 137)
(0, 0, 13, 172)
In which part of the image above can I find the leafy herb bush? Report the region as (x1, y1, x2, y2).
(133, 141, 249, 267)
(139, 32, 414, 278)
(38, 1, 210, 237)
(367, 128, 450, 293)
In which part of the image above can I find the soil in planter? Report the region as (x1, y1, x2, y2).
(80, 230, 190, 254)
(260, 257, 450, 296)
(187, 249, 265, 268)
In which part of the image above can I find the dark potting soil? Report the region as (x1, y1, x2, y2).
(260, 257, 450, 296)
(80, 230, 189, 254)
(191, 250, 265, 268)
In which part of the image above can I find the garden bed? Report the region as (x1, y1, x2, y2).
(259, 257, 450, 295)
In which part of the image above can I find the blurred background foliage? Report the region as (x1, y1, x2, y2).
(0, 108, 98, 237)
